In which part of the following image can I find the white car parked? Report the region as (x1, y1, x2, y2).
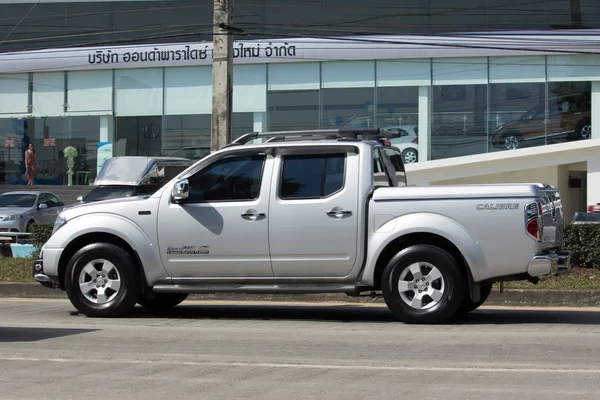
(380, 125, 419, 164)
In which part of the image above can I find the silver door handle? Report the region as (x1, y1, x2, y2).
(241, 211, 266, 221)
(327, 209, 352, 218)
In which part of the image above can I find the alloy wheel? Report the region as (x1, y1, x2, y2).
(397, 262, 445, 310)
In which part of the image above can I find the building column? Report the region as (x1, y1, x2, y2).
(253, 112, 266, 133)
(99, 115, 114, 143)
(418, 86, 430, 162)
(587, 157, 600, 208)
(592, 81, 600, 140)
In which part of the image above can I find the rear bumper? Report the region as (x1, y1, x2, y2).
(527, 250, 571, 278)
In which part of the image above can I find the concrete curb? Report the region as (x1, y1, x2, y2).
(2, 282, 600, 307)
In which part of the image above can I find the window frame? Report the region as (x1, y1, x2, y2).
(276, 145, 356, 201)
(45, 194, 64, 207)
(373, 146, 400, 188)
(184, 150, 268, 204)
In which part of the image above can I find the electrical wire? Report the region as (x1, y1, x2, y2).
(0, 0, 40, 47)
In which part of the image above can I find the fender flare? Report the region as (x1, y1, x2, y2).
(360, 212, 489, 286)
(45, 213, 167, 284)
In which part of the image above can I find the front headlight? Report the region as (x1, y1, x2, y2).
(5, 214, 23, 221)
(52, 215, 67, 234)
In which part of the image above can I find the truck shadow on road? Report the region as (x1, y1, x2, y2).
(127, 304, 600, 325)
(0, 327, 99, 342)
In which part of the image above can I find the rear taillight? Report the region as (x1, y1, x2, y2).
(525, 201, 543, 241)
(588, 203, 600, 213)
(412, 137, 418, 144)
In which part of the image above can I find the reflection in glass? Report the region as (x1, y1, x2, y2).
(0, 116, 100, 185)
(115, 116, 163, 158)
(163, 115, 211, 160)
(267, 90, 319, 131)
(546, 81, 591, 143)
(322, 88, 375, 130)
(376, 86, 419, 164)
(489, 82, 546, 151)
(431, 84, 488, 160)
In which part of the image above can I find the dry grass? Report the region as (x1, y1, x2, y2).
(1, 257, 599, 290)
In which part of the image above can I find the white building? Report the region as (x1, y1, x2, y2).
(0, 1, 599, 219)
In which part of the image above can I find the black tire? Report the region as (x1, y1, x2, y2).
(456, 284, 493, 316)
(138, 292, 189, 310)
(577, 119, 591, 140)
(25, 220, 34, 233)
(64, 242, 141, 318)
(381, 244, 467, 324)
(401, 148, 418, 164)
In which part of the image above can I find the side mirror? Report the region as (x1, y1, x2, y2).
(171, 179, 189, 204)
(76, 196, 84, 202)
(38, 203, 48, 209)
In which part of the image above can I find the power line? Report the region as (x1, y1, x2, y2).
(0, 0, 40, 47)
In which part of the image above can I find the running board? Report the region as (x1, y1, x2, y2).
(152, 283, 360, 296)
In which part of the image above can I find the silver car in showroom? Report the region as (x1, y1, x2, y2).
(0, 191, 65, 233)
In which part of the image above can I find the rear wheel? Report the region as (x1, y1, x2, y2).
(65, 243, 141, 317)
(402, 148, 418, 164)
(138, 292, 189, 310)
(381, 245, 467, 324)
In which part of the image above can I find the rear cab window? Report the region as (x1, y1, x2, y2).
(279, 152, 346, 200)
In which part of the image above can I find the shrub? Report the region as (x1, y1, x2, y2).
(29, 223, 54, 250)
(564, 223, 600, 269)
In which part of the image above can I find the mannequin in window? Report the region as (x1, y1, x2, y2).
(25, 143, 36, 185)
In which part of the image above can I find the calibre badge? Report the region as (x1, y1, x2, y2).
(476, 203, 519, 210)
(167, 246, 210, 255)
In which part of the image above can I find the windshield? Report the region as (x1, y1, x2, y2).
(0, 194, 37, 208)
(83, 186, 137, 202)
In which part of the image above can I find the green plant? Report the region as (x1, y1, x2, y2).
(563, 223, 600, 269)
(29, 223, 54, 250)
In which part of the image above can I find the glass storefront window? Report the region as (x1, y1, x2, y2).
(546, 81, 592, 143)
(431, 84, 488, 160)
(267, 90, 320, 131)
(488, 82, 546, 151)
(376, 86, 419, 164)
(163, 115, 211, 160)
(431, 58, 488, 161)
(0, 116, 100, 185)
(322, 88, 375, 130)
(115, 116, 163, 157)
(232, 112, 256, 140)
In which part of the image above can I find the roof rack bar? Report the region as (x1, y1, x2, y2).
(225, 127, 399, 147)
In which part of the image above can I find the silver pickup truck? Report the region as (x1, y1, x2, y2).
(32, 129, 570, 323)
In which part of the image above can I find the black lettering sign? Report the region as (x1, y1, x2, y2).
(87, 42, 298, 66)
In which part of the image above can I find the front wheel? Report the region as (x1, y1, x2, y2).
(138, 292, 189, 310)
(381, 245, 467, 324)
(502, 133, 521, 150)
(65, 243, 141, 317)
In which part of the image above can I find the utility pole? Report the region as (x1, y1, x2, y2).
(211, 0, 234, 152)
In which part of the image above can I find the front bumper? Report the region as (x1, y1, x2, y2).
(527, 250, 571, 278)
(0, 219, 26, 232)
(32, 256, 60, 289)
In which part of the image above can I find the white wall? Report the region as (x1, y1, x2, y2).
(405, 139, 600, 223)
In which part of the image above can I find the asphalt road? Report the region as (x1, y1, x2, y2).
(1, 298, 600, 400)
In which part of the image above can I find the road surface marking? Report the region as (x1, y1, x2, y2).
(2, 356, 600, 374)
